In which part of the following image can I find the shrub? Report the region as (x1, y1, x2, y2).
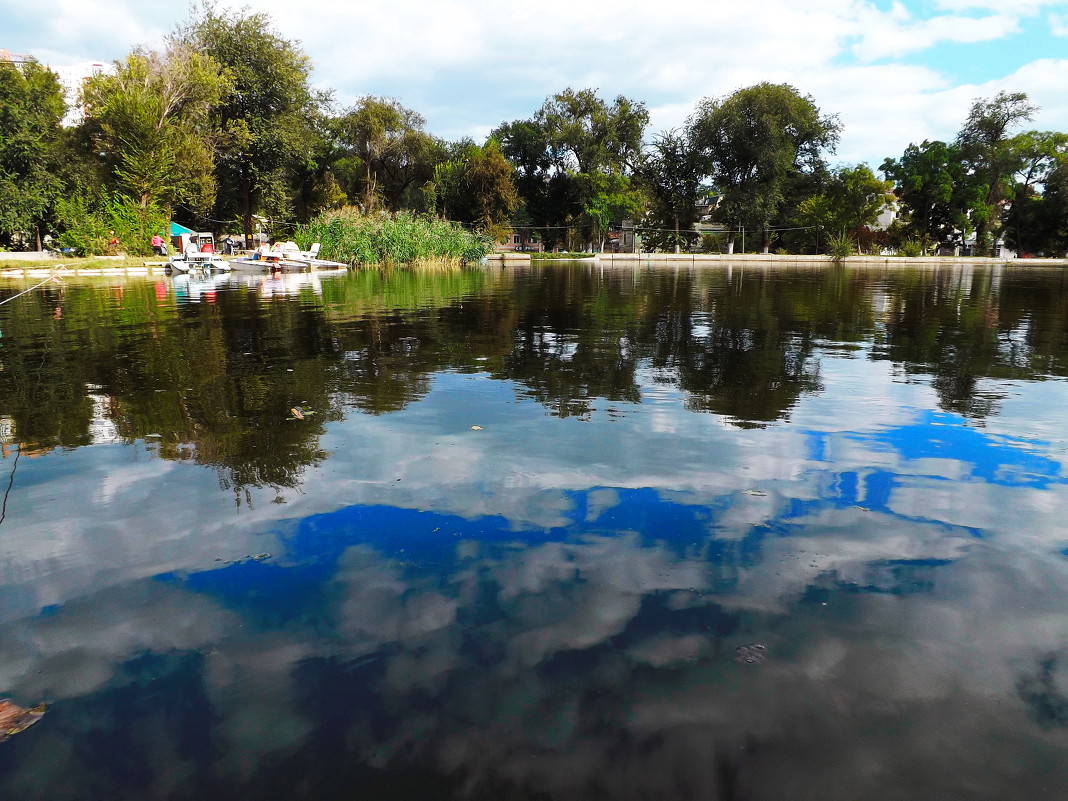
(827, 231, 854, 261)
(53, 192, 166, 256)
(897, 239, 923, 258)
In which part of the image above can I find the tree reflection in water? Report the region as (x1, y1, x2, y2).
(1, 262, 1067, 491)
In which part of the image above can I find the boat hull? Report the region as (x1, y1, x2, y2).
(168, 255, 231, 272)
(229, 257, 348, 272)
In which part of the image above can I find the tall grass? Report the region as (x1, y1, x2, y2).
(826, 231, 854, 261)
(296, 208, 494, 266)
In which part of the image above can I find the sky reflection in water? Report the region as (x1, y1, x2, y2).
(1, 263, 1068, 800)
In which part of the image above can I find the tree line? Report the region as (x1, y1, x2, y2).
(1, 5, 1066, 257)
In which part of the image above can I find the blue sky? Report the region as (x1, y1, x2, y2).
(2, 0, 1067, 168)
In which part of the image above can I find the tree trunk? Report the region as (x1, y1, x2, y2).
(241, 172, 253, 248)
(726, 231, 735, 254)
(761, 227, 770, 254)
(974, 220, 988, 256)
(674, 214, 680, 254)
(364, 163, 376, 214)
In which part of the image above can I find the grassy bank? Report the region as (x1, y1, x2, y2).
(297, 209, 493, 266)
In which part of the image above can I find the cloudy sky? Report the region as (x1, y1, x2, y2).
(3, 1, 1068, 175)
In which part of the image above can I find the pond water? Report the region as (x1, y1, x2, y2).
(1, 262, 1068, 800)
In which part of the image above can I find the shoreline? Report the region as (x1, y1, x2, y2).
(4, 252, 1067, 278)
(489, 252, 1068, 267)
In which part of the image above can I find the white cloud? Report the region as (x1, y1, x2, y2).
(5, 0, 1067, 166)
(854, 11, 1019, 61)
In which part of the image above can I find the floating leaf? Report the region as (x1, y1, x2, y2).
(0, 700, 46, 742)
(470, 425, 482, 430)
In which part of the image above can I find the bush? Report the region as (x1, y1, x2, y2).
(827, 231, 854, 261)
(296, 208, 494, 265)
(54, 192, 166, 256)
(897, 239, 923, 258)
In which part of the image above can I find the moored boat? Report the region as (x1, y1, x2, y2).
(167, 233, 231, 272)
(229, 241, 346, 272)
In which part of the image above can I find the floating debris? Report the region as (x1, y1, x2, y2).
(470, 425, 483, 430)
(0, 700, 46, 742)
(734, 643, 768, 665)
(251, 552, 272, 561)
(743, 489, 767, 497)
(290, 407, 305, 420)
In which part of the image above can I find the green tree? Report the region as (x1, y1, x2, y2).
(795, 164, 892, 252)
(536, 88, 648, 250)
(187, 5, 324, 244)
(881, 140, 969, 253)
(1004, 130, 1068, 255)
(494, 89, 648, 250)
(426, 138, 519, 237)
(955, 91, 1037, 254)
(81, 46, 225, 214)
(333, 96, 439, 214)
(636, 128, 708, 253)
(289, 115, 349, 223)
(689, 82, 840, 253)
(0, 60, 65, 249)
(492, 118, 572, 248)
(534, 88, 647, 177)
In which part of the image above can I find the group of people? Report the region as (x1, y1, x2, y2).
(150, 231, 287, 260)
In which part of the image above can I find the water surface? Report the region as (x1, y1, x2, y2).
(1, 262, 1067, 800)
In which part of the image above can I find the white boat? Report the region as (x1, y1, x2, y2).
(229, 241, 347, 272)
(168, 233, 231, 272)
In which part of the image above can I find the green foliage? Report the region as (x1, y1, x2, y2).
(187, 4, 324, 240)
(636, 128, 707, 252)
(0, 60, 66, 247)
(297, 208, 493, 265)
(955, 91, 1037, 252)
(690, 82, 840, 252)
(793, 164, 892, 254)
(881, 140, 970, 250)
(425, 139, 518, 231)
(106, 196, 169, 255)
(493, 88, 648, 250)
(897, 238, 924, 257)
(53, 192, 166, 255)
(332, 96, 441, 214)
(826, 231, 854, 260)
(82, 46, 225, 213)
(54, 193, 111, 255)
(700, 233, 724, 253)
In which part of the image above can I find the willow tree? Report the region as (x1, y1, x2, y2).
(536, 88, 648, 249)
(187, 6, 323, 243)
(333, 96, 439, 214)
(690, 83, 840, 253)
(0, 60, 65, 249)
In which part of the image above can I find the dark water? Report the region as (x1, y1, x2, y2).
(1, 262, 1068, 800)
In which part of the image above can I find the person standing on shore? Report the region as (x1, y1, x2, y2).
(151, 233, 166, 256)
